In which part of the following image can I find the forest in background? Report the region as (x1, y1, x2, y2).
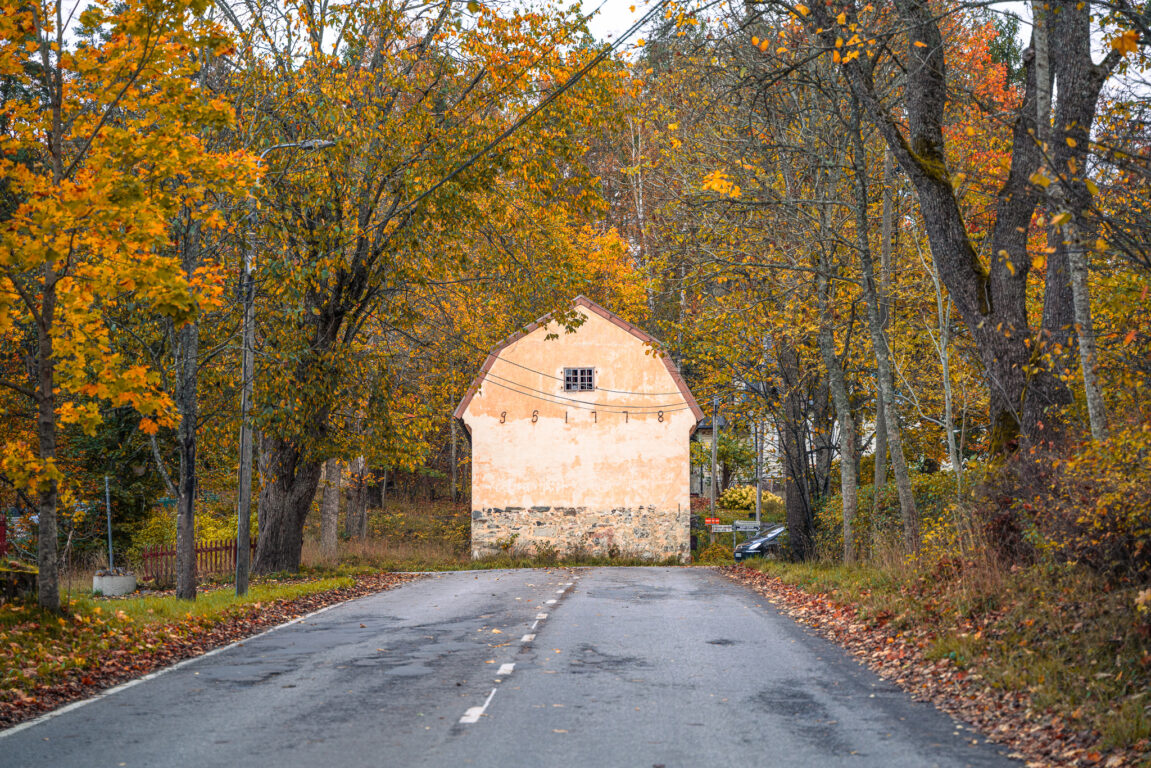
(1, 0, 1149, 616)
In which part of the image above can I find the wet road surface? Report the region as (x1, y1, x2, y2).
(2, 567, 1019, 767)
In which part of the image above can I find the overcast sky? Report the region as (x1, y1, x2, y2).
(583, 0, 651, 43)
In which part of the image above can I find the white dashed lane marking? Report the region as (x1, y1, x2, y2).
(461, 573, 570, 725)
(460, 688, 497, 724)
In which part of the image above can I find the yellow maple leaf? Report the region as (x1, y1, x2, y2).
(1110, 30, 1138, 56)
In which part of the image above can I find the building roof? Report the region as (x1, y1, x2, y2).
(695, 414, 728, 431)
(452, 295, 705, 424)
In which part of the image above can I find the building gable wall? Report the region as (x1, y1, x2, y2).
(459, 304, 697, 561)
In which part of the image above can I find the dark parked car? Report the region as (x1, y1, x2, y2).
(733, 525, 786, 562)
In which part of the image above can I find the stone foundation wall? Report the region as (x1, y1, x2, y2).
(471, 505, 690, 562)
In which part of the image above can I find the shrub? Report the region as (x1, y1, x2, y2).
(985, 422, 1151, 583)
(719, 485, 784, 516)
(126, 506, 256, 568)
(695, 541, 733, 564)
(817, 471, 964, 561)
(719, 485, 754, 510)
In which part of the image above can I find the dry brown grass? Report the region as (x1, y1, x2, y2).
(300, 537, 466, 571)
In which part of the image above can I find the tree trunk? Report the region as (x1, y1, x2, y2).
(850, 98, 919, 551)
(817, 253, 859, 564)
(254, 297, 345, 572)
(777, 346, 814, 560)
(874, 150, 893, 495)
(450, 419, 458, 503)
(916, 240, 964, 499)
(353, 458, 367, 539)
(253, 434, 324, 573)
(320, 458, 341, 560)
(344, 457, 367, 540)
(873, 399, 888, 492)
(831, 0, 1084, 450)
(175, 220, 200, 601)
(1064, 217, 1108, 440)
(1045, 1, 1113, 441)
(344, 459, 355, 539)
(36, 272, 59, 611)
(175, 318, 199, 599)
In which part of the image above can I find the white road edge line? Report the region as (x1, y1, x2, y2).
(460, 688, 498, 724)
(536, 613, 548, 619)
(530, 620, 539, 630)
(497, 663, 515, 676)
(521, 633, 535, 643)
(545, 599, 557, 604)
(0, 599, 350, 739)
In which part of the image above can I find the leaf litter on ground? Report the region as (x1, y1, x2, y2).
(0, 572, 419, 729)
(721, 565, 1147, 768)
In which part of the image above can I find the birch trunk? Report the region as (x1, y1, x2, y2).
(917, 242, 964, 498)
(1063, 217, 1109, 440)
(851, 100, 918, 551)
(320, 458, 341, 560)
(874, 150, 893, 496)
(816, 254, 859, 563)
(344, 456, 367, 540)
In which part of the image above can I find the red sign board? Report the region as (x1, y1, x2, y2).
(705, 517, 720, 526)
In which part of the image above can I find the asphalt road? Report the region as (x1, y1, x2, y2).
(2, 567, 1020, 767)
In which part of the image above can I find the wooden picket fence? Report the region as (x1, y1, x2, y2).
(139, 538, 256, 584)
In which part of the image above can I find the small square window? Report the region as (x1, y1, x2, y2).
(564, 367, 595, 392)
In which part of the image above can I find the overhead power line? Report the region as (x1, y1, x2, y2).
(480, 377, 695, 415)
(479, 369, 689, 410)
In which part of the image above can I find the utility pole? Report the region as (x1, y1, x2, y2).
(754, 422, 762, 528)
(710, 396, 719, 516)
(450, 419, 458, 503)
(105, 476, 113, 570)
(236, 139, 335, 596)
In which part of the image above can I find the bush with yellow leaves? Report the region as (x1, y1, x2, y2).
(718, 485, 784, 516)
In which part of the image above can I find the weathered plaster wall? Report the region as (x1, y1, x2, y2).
(460, 307, 696, 561)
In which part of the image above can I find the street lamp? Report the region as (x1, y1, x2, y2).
(236, 139, 335, 596)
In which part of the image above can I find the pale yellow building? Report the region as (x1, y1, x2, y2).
(454, 296, 703, 561)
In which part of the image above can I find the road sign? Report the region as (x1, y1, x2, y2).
(711, 524, 733, 533)
(704, 517, 720, 526)
(733, 521, 760, 532)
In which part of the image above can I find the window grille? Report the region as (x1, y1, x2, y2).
(564, 367, 595, 392)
